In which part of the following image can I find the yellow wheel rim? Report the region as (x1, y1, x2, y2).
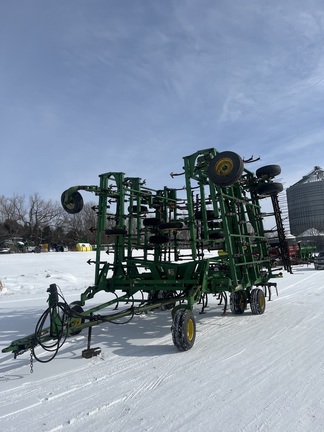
(214, 157, 234, 177)
(71, 317, 82, 328)
(187, 318, 195, 341)
(259, 293, 265, 310)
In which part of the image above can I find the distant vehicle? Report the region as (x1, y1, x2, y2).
(0, 247, 11, 254)
(26, 245, 41, 253)
(314, 252, 324, 270)
(51, 243, 68, 252)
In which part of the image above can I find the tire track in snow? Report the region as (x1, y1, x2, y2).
(0, 327, 181, 430)
(68, 345, 186, 429)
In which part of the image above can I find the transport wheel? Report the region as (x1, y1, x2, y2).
(69, 304, 85, 336)
(230, 290, 247, 314)
(250, 288, 266, 315)
(257, 182, 283, 196)
(256, 164, 281, 179)
(208, 151, 244, 186)
(61, 190, 84, 214)
(172, 308, 196, 351)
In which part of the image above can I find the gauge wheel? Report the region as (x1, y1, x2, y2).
(250, 288, 266, 315)
(257, 182, 283, 196)
(208, 151, 244, 186)
(61, 190, 84, 214)
(230, 290, 247, 314)
(256, 164, 281, 179)
(172, 308, 196, 351)
(69, 304, 85, 336)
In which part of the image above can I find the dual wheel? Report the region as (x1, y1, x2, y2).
(230, 288, 266, 315)
(255, 164, 283, 196)
(171, 288, 265, 352)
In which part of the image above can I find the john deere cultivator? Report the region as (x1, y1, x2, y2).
(3, 148, 285, 363)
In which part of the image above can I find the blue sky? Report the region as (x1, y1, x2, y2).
(1, 0, 324, 203)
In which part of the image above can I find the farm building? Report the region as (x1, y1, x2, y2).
(286, 166, 324, 241)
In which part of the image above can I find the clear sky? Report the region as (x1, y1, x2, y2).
(1, 0, 324, 203)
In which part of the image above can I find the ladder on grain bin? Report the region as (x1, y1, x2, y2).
(2, 148, 285, 362)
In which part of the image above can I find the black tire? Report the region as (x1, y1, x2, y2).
(172, 308, 196, 351)
(149, 235, 170, 244)
(230, 290, 247, 314)
(256, 165, 281, 179)
(143, 218, 161, 227)
(69, 304, 85, 336)
(250, 288, 266, 315)
(208, 151, 244, 187)
(257, 182, 283, 196)
(61, 190, 84, 214)
(128, 205, 148, 214)
(159, 222, 183, 230)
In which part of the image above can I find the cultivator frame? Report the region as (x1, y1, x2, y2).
(3, 148, 285, 361)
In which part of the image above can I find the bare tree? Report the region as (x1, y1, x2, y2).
(62, 202, 98, 245)
(26, 193, 62, 244)
(0, 194, 27, 243)
(0, 192, 98, 250)
(0, 194, 26, 224)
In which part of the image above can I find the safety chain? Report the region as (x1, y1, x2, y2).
(30, 348, 34, 374)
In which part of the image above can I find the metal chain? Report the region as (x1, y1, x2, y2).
(30, 348, 34, 374)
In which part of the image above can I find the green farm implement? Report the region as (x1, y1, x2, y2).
(3, 148, 286, 362)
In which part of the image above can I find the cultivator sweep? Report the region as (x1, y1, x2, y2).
(3, 148, 286, 363)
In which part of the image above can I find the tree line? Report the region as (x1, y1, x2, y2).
(0, 193, 98, 251)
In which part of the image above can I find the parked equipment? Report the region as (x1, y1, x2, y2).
(3, 148, 285, 363)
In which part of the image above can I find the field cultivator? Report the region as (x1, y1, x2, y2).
(3, 148, 286, 364)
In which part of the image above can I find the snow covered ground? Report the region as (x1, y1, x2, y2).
(0, 252, 323, 432)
